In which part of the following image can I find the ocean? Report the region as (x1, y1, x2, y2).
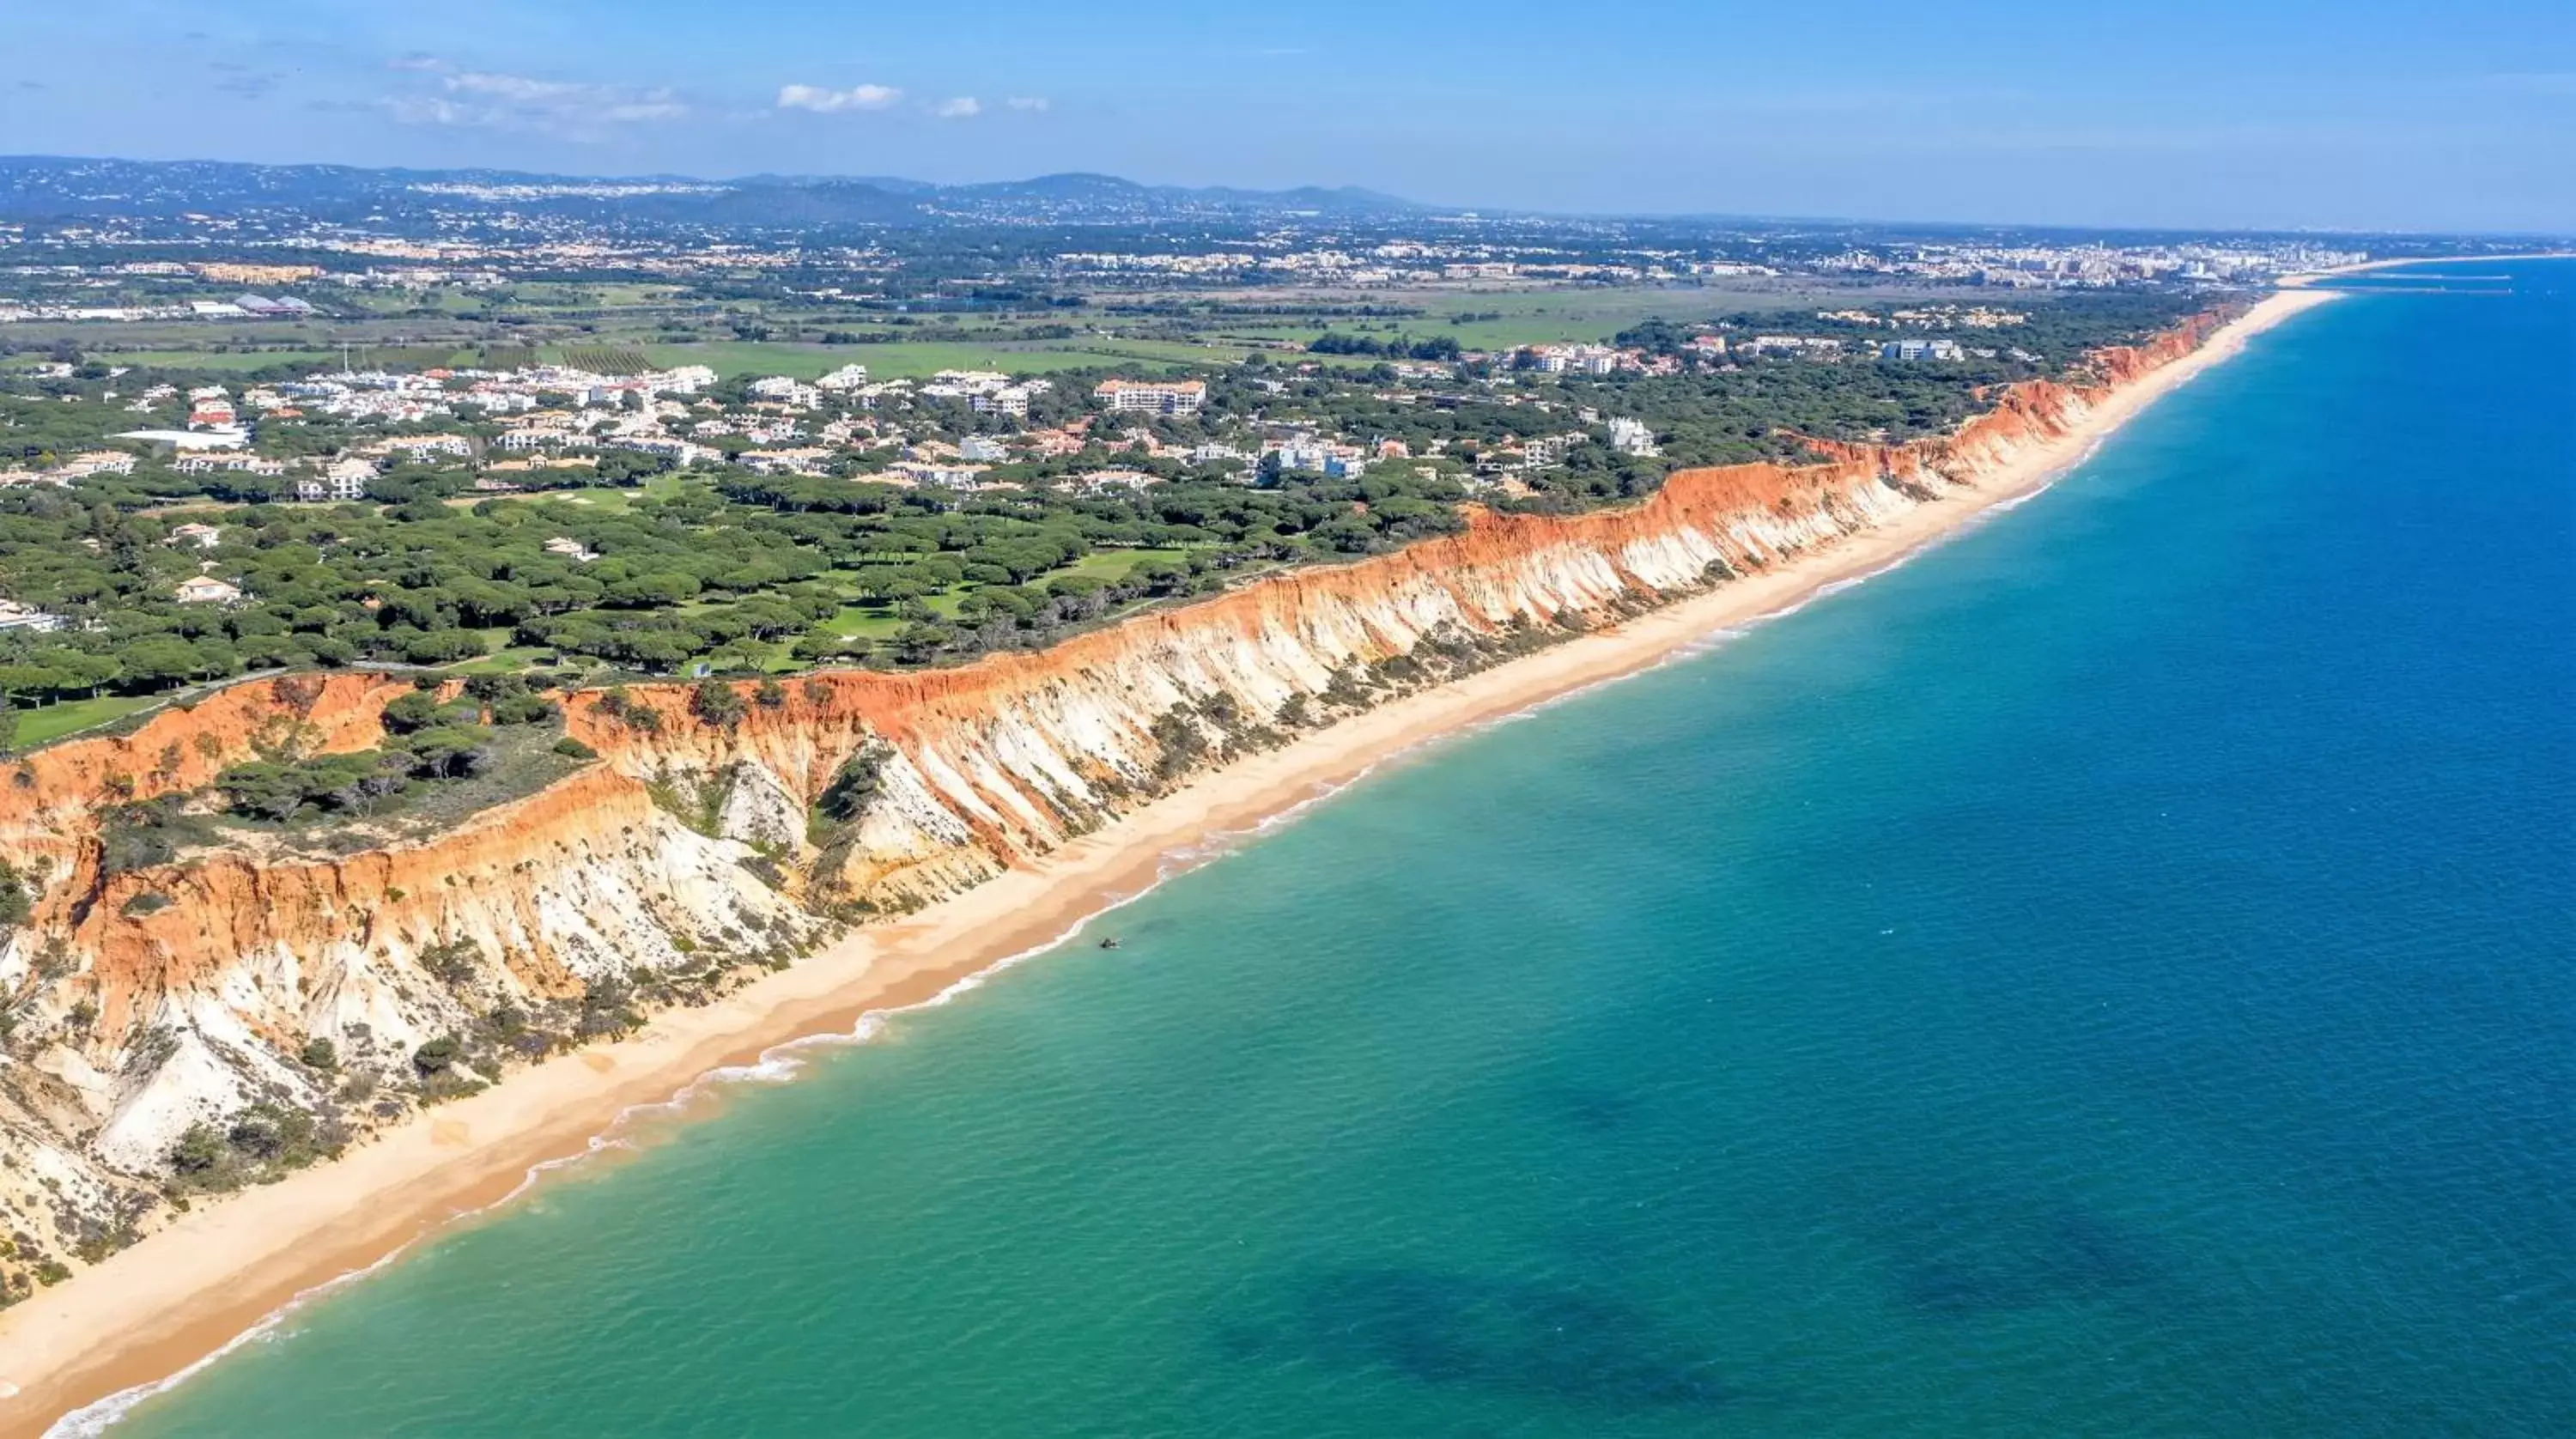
(91, 264, 2573, 1437)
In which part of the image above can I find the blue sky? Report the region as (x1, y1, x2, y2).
(4, 0, 2570, 233)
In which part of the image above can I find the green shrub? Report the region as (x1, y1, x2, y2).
(0, 859, 30, 926)
(411, 1034, 464, 1076)
(417, 938, 483, 987)
(815, 743, 891, 824)
(690, 678, 747, 729)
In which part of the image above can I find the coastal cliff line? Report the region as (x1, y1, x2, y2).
(0, 307, 2239, 1299)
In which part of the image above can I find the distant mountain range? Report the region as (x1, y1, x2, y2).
(0, 155, 1425, 228)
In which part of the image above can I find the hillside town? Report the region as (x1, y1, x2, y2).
(0, 233, 2379, 329)
(0, 331, 1863, 507)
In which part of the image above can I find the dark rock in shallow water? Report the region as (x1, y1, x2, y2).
(1534, 1081, 1644, 1135)
(1879, 1188, 2164, 1320)
(1217, 1265, 1741, 1411)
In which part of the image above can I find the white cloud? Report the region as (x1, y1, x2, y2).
(380, 58, 687, 138)
(599, 98, 690, 123)
(777, 82, 902, 113)
(447, 70, 590, 103)
(1005, 96, 1050, 112)
(933, 96, 982, 119)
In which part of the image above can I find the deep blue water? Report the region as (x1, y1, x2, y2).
(99, 264, 2574, 1436)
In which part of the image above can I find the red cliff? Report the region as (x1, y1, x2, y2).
(0, 307, 2238, 1280)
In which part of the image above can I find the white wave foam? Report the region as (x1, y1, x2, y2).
(43, 1238, 418, 1438)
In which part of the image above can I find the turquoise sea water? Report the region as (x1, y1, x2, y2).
(99, 264, 2573, 1437)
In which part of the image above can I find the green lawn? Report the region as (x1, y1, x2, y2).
(818, 605, 906, 641)
(446, 645, 553, 677)
(434, 628, 550, 676)
(1058, 547, 1192, 580)
(540, 489, 638, 513)
(15, 694, 155, 749)
(479, 473, 696, 514)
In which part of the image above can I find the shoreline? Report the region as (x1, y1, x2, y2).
(2280, 252, 2569, 286)
(0, 286, 2340, 1438)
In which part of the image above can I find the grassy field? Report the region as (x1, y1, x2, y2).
(98, 343, 554, 373)
(1078, 338, 1379, 373)
(1077, 337, 1263, 365)
(1189, 283, 1883, 354)
(15, 694, 155, 748)
(47, 284, 1823, 379)
(633, 341, 1161, 381)
(336, 290, 484, 317)
(99, 349, 342, 373)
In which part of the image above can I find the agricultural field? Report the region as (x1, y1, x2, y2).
(555, 345, 659, 375)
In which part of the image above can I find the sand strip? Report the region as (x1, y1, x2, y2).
(0, 287, 2338, 1437)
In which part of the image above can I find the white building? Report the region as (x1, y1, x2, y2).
(61, 452, 137, 477)
(295, 459, 373, 502)
(1063, 469, 1157, 494)
(1094, 379, 1206, 416)
(116, 428, 250, 452)
(891, 461, 990, 489)
(376, 434, 473, 462)
(971, 386, 1035, 419)
(620, 436, 713, 465)
(1747, 336, 1844, 359)
(174, 576, 244, 604)
(0, 601, 68, 633)
(173, 454, 285, 477)
(1606, 417, 1660, 456)
(1273, 442, 1330, 473)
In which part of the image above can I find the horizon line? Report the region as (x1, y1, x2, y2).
(3, 151, 2567, 242)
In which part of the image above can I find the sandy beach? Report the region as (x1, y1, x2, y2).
(2280, 252, 2568, 286)
(0, 286, 2338, 1437)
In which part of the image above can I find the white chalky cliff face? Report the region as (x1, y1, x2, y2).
(0, 314, 2215, 1290)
